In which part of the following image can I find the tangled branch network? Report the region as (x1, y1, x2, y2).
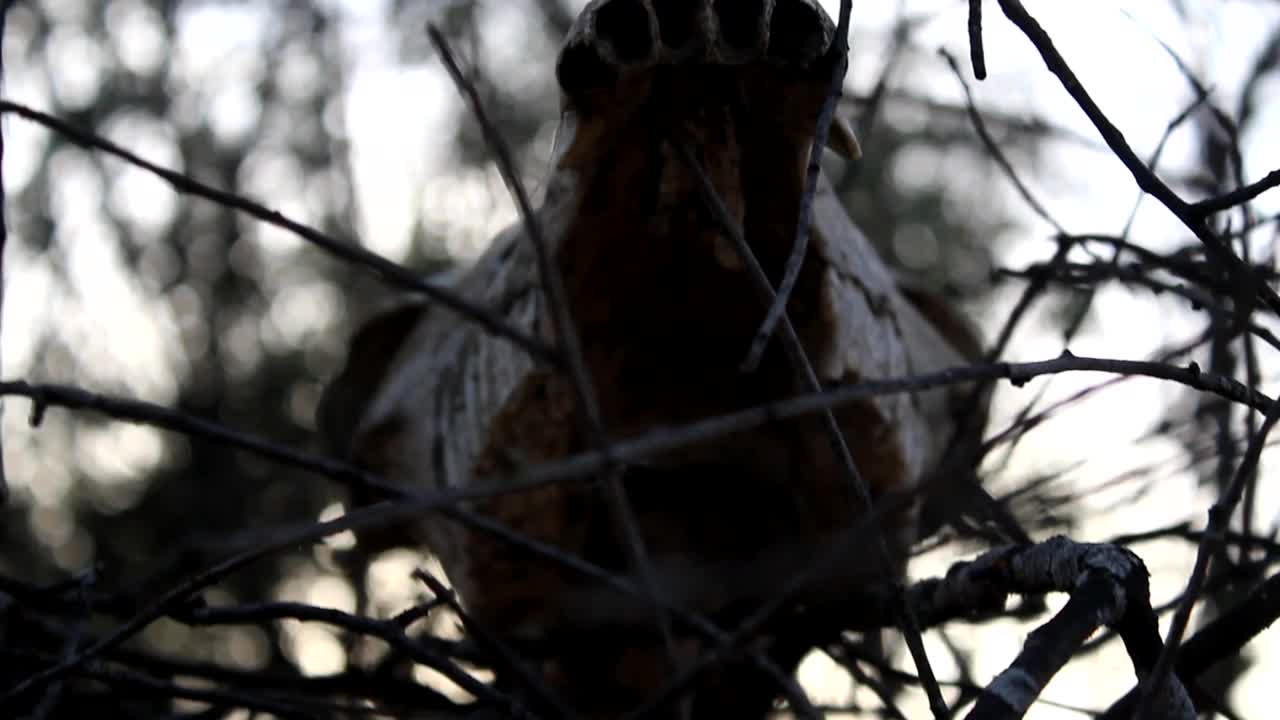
(3, 0, 1280, 718)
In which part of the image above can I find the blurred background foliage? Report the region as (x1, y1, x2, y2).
(11, 0, 1278, 716)
(0, 0, 1021, 599)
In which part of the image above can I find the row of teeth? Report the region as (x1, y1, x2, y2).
(567, 0, 832, 69)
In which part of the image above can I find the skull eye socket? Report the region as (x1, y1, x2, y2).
(595, 0, 653, 63)
(556, 42, 617, 97)
(768, 0, 827, 62)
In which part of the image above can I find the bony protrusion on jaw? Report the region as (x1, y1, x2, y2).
(827, 113, 861, 160)
(549, 109, 577, 172)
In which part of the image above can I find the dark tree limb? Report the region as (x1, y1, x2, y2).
(0, 0, 15, 509)
(1192, 167, 1280, 216)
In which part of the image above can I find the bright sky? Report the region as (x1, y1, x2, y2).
(4, 0, 1280, 716)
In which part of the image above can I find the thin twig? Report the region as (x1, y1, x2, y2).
(0, 99, 557, 364)
(1135, 398, 1280, 719)
(412, 570, 579, 719)
(0, 500, 533, 716)
(674, 139, 948, 718)
(427, 23, 679, 687)
(851, 10, 915, 150)
(1120, 87, 1213, 239)
(29, 572, 93, 720)
(844, 89, 1107, 152)
(2, 351, 1272, 514)
(998, 257, 1280, 353)
(1056, 86, 1217, 350)
(741, 0, 853, 373)
(941, 47, 1064, 234)
(1192, 167, 1280, 216)
(179, 599, 493, 701)
(16, 650, 355, 720)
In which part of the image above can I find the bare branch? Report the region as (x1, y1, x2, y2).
(940, 48, 1065, 235)
(969, 0, 987, 79)
(1192, 167, 1280, 216)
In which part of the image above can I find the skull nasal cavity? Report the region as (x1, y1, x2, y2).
(651, 0, 697, 50)
(596, 0, 653, 63)
(714, 0, 764, 51)
(768, 0, 824, 61)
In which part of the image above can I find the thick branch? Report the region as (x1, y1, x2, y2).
(1101, 568, 1280, 719)
(963, 537, 1193, 720)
